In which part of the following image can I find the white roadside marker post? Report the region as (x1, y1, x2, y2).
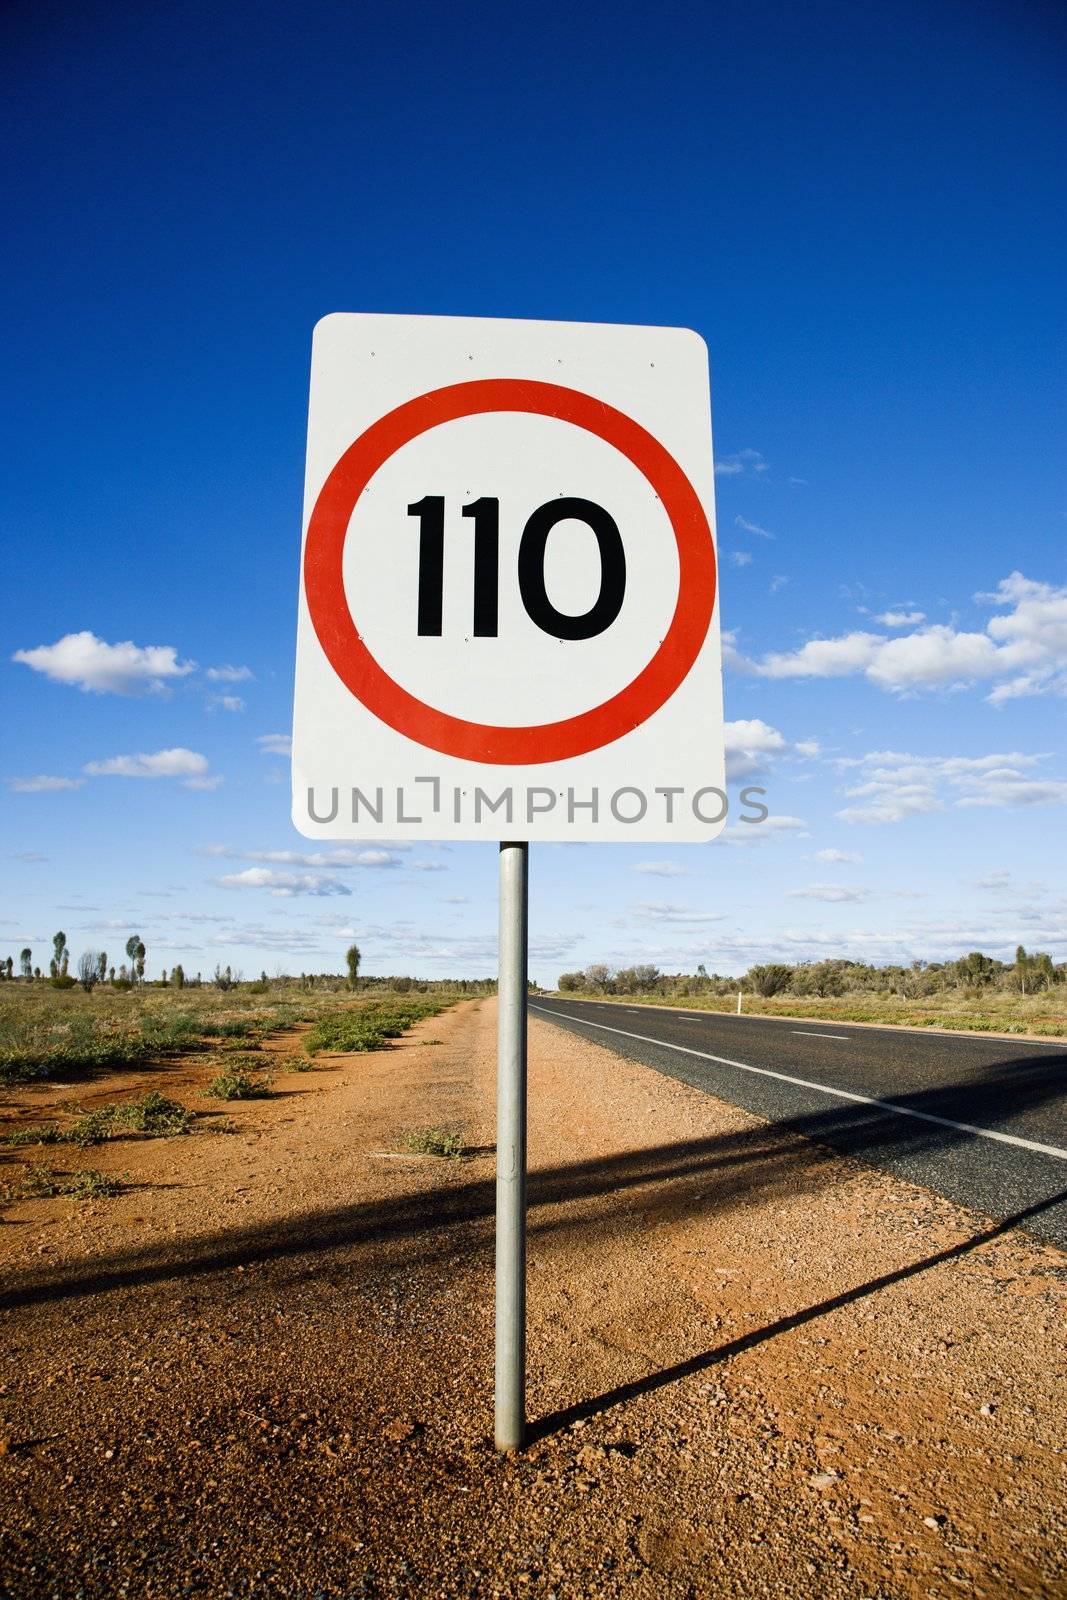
(495, 841, 529, 1451)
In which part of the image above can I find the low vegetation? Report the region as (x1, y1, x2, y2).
(303, 997, 451, 1057)
(15, 1165, 121, 1201)
(205, 1066, 273, 1101)
(3, 1090, 192, 1149)
(0, 975, 481, 1086)
(556, 949, 1067, 1036)
(405, 1127, 465, 1160)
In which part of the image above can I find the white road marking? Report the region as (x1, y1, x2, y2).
(532, 1005, 1067, 1163)
(792, 1030, 848, 1040)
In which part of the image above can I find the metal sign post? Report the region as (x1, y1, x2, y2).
(495, 841, 528, 1451)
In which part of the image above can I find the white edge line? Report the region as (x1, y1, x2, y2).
(791, 1031, 848, 1040)
(531, 1004, 1067, 1163)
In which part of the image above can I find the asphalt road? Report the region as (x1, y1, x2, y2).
(529, 998, 1067, 1249)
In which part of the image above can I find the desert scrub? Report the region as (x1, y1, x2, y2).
(3, 1124, 63, 1147)
(0, 984, 467, 1086)
(205, 1066, 273, 1100)
(17, 1165, 121, 1200)
(3, 1091, 192, 1149)
(405, 1127, 464, 1160)
(66, 1091, 193, 1146)
(575, 990, 1067, 1038)
(303, 998, 450, 1057)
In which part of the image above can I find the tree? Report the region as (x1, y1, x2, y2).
(108, 967, 115, 983)
(584, 963, 613, 993)
(171, 963, 185, 989)
(135, 940, 146, 983)
(50, 930, 68, 979)
(126, 935, 141, 983)
(20, 948, 32, 980)
(747, 963, 794, 997)
(955, 951, 997, 988)
(3, 957, 12, 981)
(97, 951, 108, 984)
(345, 944, 361, 989)
(77, 950, 101, 992)
(1015, 944, 1031, 995)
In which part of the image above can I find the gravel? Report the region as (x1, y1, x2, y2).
(1, 999, 1063, 1598)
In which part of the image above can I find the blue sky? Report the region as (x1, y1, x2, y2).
(3, 0, 1065, 981)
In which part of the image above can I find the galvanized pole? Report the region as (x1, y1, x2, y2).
(495, 840, 528, 1451)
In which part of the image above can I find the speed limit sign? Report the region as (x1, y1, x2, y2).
(292, 313, 724, 842)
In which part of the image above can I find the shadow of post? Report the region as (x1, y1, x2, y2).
(526, 1186, 1067, 1443)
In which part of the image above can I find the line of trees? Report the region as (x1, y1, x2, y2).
(1, 935, 498, 997)
(0, 931, 150, 991)
(558, 946, 1065, 1000)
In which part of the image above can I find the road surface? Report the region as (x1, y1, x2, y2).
(530, 998, 1067, 1247)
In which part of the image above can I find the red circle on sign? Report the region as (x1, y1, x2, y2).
(303, 378, 716, 765)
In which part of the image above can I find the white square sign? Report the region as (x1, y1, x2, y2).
(292, 313, 724, 842)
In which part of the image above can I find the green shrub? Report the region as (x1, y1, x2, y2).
(19, 1164, 120, 1200)
(405, 1127, 464, 1160)
(205, 1068, 272, 1100)
(303, 998, 447, 1057)
(3, 1124, 62, 1147)
(63, 1091, 193, 1147)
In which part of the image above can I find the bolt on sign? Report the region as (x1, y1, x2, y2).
(292, 314, 724, 843)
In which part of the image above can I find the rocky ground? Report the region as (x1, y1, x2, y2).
(1, 998, 1064, 1599)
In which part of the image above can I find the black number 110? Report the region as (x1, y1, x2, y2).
(407, 496, 626, 641)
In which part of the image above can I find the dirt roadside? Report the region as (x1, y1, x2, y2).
(1, 998, 1063, 1599)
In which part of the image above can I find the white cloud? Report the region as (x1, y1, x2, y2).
(749, 573, 1067, 700)
(814, 848, 863, 863)
(212, 695, 245, 713)
(728, 551, 753, 567)
(716, 815, 809, 846)
(201, 844, 405, 869)
(84, 748, 213, 788)
(835, 749, 1067, 823)
(410, 860, 448, 872)
(724, 718, 787, 780)
(735, 515, 774, 539)
(6, 775, 85, 793)
(723, 720, 820, 780)
(206, 664, 253, 683)
(217, 867, 352, 897)
(876, 610, 926, 627)
(13, 851, 49, 861)
(257, 733, 292, 756)
(769, 574, 790, 594)
(715, 450, 768, 477)
(787, 883, 873, 903)
(632, 861, 689, 878)
(631, 901, 726, 924)
(12, 631, 195, 695)
(720, 629, 749, 673)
